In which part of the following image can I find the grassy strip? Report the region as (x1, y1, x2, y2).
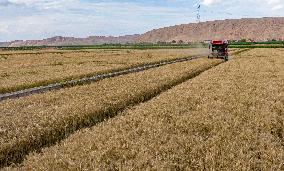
(0, 58, 222, 167)
(2, 43, 282, 51)
(230, 41, 284, 45)
(11, 49, 284, 170)
(60, 45, 208, 50)
(229, 45, 284, 48)
(0, 44, 209, 51)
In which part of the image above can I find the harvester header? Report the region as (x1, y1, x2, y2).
(212, 40, 227, 44)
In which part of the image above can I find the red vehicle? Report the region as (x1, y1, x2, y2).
(208, 40, 229, 61)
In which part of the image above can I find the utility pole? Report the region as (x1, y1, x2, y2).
(197, 4, 201, 23)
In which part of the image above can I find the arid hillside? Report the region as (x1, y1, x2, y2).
(1, 17, 283, 47)
(6, 35, 140, 47)
(137, 17, 284, 43)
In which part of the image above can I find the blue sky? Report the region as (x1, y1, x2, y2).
(0, 0, 283, 41)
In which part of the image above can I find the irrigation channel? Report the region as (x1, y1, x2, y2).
(0, 56, 204, 101)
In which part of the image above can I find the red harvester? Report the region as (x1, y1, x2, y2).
(208, 40, 229, 61)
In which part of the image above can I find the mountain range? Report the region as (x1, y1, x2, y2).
(1, 17, 283, 47)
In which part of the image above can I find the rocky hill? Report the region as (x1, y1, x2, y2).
(137, 17, 284, 43)
(6, 35, 140, 47)
(1, 17, 283, 47)
(0, 42, 11, 47)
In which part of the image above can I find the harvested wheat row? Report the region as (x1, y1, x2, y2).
(9, 49, 284, 170)
(0, 57, 220, 167)
(0, 49, 208, 93)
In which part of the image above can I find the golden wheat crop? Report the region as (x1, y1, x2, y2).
(228, 48, 240, 52)
(0, 57, 220, 167)
(9, 48, 283, 170)
(0, 48, 208, 93)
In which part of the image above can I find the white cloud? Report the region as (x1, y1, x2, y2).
(0, 1, 197, 41)
(202, 0, 222, 6)
(272, 4, 283, 10)
(0, 23, 9, 34)
(265, 0, 284, 10)
(266, 0, 281, 4)
(5, 0, 78, 9)
(0, 0, 283, 41)
(201, 0, 284, 10)
(8, 0, 38, 5)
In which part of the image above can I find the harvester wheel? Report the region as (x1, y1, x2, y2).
(224, 56, 228, 61)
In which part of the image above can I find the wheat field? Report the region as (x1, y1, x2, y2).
(0, 57, 220, 167)
(0, 49, 208, 93)
(4, 48, 283, 170)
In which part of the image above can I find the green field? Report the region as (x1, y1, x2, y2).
(1, 41, 283, 51)
(0, 43, 208, 51)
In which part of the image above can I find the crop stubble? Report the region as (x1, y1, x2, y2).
(7, 48, 283, 170)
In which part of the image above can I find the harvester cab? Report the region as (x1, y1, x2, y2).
(208, 40, 229, 61)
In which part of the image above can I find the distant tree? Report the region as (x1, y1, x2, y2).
(171, 40, 177, 44)
(178, 40, 184, 44)
(248, 39, 255, 43)
(157, 41, 167, 45)
(240, 38, 247, 42)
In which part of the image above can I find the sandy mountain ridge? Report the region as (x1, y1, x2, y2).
(4, 35, 140, 47)
(1, 17, 283, 47)
(137, 17, 284, 43)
